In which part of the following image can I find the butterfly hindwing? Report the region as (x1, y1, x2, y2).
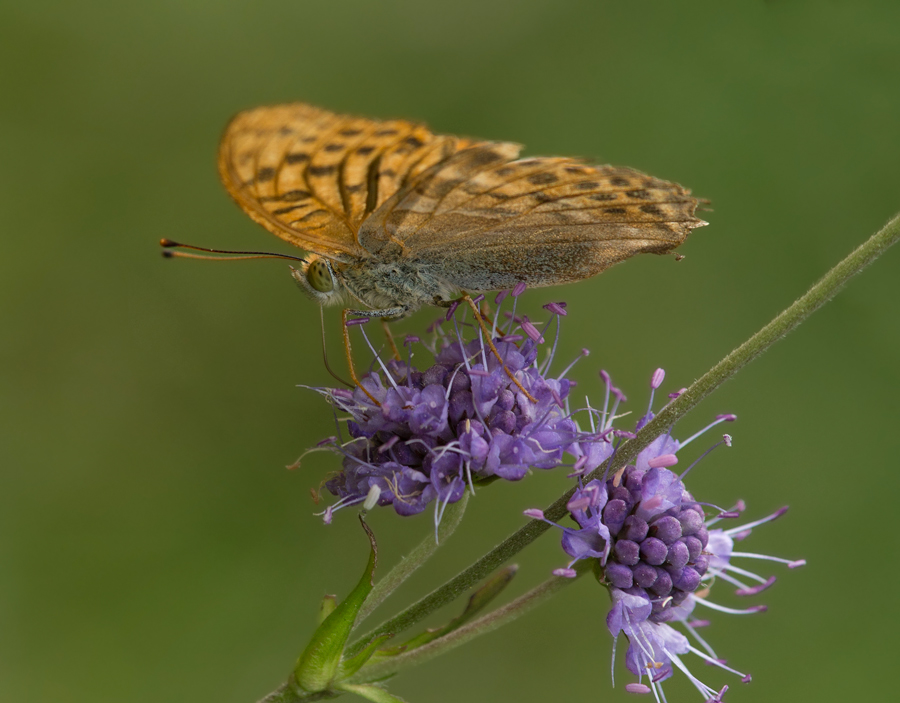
(363, 148, 704, 290)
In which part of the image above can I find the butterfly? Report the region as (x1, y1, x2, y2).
(163, 102, 706, 402)
(212, 102, 706, 320)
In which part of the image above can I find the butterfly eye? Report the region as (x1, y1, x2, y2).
(307, 259, 334, 293)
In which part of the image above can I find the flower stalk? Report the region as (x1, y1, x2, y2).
(356, 493, 469, 624)
(347, 562, 589, 684)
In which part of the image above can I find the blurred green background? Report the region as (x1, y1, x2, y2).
(2, 1, 898, 701)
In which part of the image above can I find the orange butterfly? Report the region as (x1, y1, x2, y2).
(213, 102, 705, 319)
(165, 103, 705, 401)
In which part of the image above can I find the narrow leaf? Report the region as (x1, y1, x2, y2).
(373, 565, 517, 658)
(451, 564, 518, 627)
(335, 634, 392, 681)
(294, 517, 378, 692)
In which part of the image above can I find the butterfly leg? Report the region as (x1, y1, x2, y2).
(439, 295, 537, 404)
(342, 306, 411, 406)
(380, 319, 402, 361)
(320, 306, 353, 388)
(473, 300, 504, 338)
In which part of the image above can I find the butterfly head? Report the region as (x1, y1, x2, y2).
(291, 255, 343, 306)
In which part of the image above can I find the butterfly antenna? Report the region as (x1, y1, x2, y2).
(320, 306, 353, 388)
(160, 239, 307, 263)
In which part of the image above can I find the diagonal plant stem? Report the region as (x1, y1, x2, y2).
(356, 492, 469, 624)
(348, 212, 900, 653)
(347, 563, 590, 683)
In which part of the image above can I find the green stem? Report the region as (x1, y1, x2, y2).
(348, 565, 588, 684)
(350, 211, 900, 650)
(356, 492, 469, 625)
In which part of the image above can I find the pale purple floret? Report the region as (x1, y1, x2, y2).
(305, 290, 600, 532)
(525, 369, 803, 700)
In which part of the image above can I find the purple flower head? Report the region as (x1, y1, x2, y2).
(526, 369, 803, 700)
(306, 292, 601, 534)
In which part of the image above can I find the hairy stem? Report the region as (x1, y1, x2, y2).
(348, 564, 588, 683)
(356, 492, 469, 624)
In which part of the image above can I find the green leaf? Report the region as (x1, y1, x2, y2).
(373, 565, 517, 658)
(318, 595, 338, 625)
(336, 683, 408, 703)
(294, 517, 378, 693)
(449, 564, 518, 628)
(335, 634, 392, 681)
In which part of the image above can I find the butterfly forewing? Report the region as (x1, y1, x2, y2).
(218, 103, 471, 261)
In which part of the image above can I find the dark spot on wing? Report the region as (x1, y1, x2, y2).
(528, 172, 558, 186)
(339, 128, 362, 136)
(575, 181, 599, 190)
(278, 126, 293, 136)
(496, 167, 515, 177)
(532, 192, 553, 203)
(273, 204, 304, 215)
(590, 193, 617, 202)
(417, 177, 463, 198)
(488, 191, 511, 199)
(280, 190, 311, 202)
(365, 155, 382, 214)
(640, 204, 663, 216)
(610, 177, 631, 187)
(256, 167, 276, 183)
(470, 149, 504, 167)
(356, 145, 376, 155)
(309, 165, 337, 176)
(290, 209, 328, 224)
(403, 135, 425, 148)
(324, 143, 344, 152)
(627, 189, 650, 199)
(346, 184, 364, 193)
(285, 152, 310, 164)
(607, 207, 627, 215)
(375, 128, 398, 136)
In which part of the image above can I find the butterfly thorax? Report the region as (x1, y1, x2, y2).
(337, 259, 460, 319)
